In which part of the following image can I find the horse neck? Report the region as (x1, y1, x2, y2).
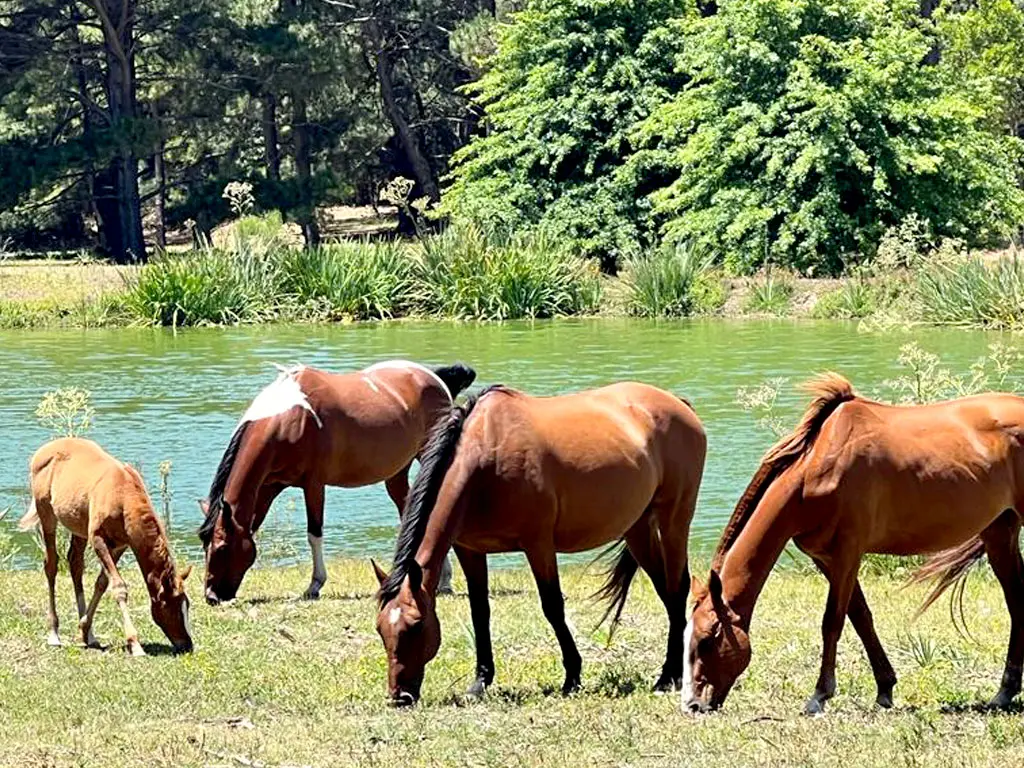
(413, 481, 467, 594)
(127, 502, 176, 598)
(719, 470, 804, 626)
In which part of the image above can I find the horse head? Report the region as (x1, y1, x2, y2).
(373, 559, 441, 706)
(150, 564, 194, 653)
(683, 570, 751, 713)
(199, 499, 256, 605)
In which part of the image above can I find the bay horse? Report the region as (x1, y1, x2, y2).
(20, 438, 193, 656)
(199, 359, 475, 604)
(684, 374, 1024, 715)
(373, 382, 706, 706)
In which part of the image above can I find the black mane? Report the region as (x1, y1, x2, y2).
(198, 421, 250, 544)
(377, 384, 508, 605)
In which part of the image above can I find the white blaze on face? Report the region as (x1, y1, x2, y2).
(241, 366, 322, 427)
(308, 534, 326, 584)
(182, 598, 192, 637)
(389, 607, 402, 626)
(680, 620, 695, 710)
(364, 360, 453, 403)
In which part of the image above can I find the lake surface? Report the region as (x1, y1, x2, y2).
(0, 318, 1007, 570)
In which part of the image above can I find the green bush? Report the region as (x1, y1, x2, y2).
(812, 275, 898, 319)
(622, 242, 723, 317)
(416, 224, 602, 320)
(914, 253, 1024, 329)
(282, 241, 416, 321)
(744, 272, 794, 315)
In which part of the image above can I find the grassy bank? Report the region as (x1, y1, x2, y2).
(2, 234, 1022, 330)
(3, 559, 1024, 766)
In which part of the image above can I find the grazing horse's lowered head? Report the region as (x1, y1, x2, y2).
(683, 570, 750, 712)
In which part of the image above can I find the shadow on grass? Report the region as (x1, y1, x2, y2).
(140, 642, 185, 656)
(939, 700, 1024, 715)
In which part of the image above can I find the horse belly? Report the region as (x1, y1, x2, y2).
(550, 466, 659, 553)
(318, 423, 423, 487)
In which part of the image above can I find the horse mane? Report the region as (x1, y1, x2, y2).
(377, 384, 510, 606)
(198, 422, 250, 544)
(711, 373, 857, 570)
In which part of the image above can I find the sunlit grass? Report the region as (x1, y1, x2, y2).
(3, 559, 1024, 767)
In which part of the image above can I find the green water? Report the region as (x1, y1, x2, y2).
(0, 318, 1006, 569)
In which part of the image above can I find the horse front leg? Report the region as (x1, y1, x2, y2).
(805, 558, 858, 715)
(303, 483, 327, 600)
(454, 545, 493, 698)
(526, 547, 582, 695)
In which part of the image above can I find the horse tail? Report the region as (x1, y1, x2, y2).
(198, 421, 250, 544)
(592, 540, 639, 642)
(910, 536, 986, 631)
(712, 372, 856, 570)
(378, 385, 504, 606)
(18, 498, 39, 532)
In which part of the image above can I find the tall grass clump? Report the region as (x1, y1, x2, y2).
(282, 240, 416, 320)
(915, 252, 1024, 329)
(123, 243, 284, 326)
(622, 242, 723, 317)
(744, 270, 794, 315)
(415, 224, 601, 320)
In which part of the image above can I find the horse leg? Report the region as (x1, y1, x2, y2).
(805, 557, 858, 715)
(811, 559, 896, 708)
(387, 463, 453, 594)
(980, 510, 1024, 709)
(302, 483, 327, 600)
(651, 491, 696, 693)
(40, 521, 60, 647)
(67, 535, 97, 647)
(91, 532, 144, 657)
(80, 546, 125, 649)
(623, 512, 688, 692)
(525, 547, 582, 694)
(454, 545, 493, 698)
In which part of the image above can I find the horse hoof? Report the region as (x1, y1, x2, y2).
(302, 590, 321, 601)
(876, 692, 894, 710)
(129, 642, 147, 658)
(561, 679, 581, 696)
(46, 632, 62, 648)
(803, 698, 827, 716)
(465, 679, 488, 700)
(653, 675, 682, 694)
(987, 692, 1016, 711)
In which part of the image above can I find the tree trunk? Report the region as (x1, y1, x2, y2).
(152, 101, 166, 250)
(93, 0, 146, 263)
(262, 92, 281, 182)
(70, 23, 101, 252)
(365, 20, 440, 202)
(291, 93, 320, 247)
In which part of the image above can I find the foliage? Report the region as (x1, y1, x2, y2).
(34, 388, 95, 438)
(914, 252, 1024, 329)
(622, 241, 723, 317)
(735, 377, 789, 437)
(633, 0, 1024, 275)
(812, 270, 900, 319)
(415, 223, 602, 320)
(441, 0, 688, 268)
(0, 508, 18, 568)
(744, 271, 795, 315)
(882, 342, 1021, 404)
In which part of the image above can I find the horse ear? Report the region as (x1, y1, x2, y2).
(198, 498, 209, 515)
(179, 565, 193, 583)
(371, 559, 388, 586)
(406, 560, 422, 593)
(708, 569, 724, 605)
(690, 574, 704, 601)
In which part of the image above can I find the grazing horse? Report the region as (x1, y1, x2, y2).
(20, 438, 193, 656)
(684, 374, 1024, 715)
(199, 359, 476, 604)
(373, 382, 706, 706)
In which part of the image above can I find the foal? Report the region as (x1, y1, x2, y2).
(20, 438, 193, 656)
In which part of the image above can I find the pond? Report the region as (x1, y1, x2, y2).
(0, 318, 1007, 570)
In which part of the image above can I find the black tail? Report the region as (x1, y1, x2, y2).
(433, 362, 476, 398)
(592, 540, 640, 642)
(377, 384, 503, 606)
(198, 422, 250, 544)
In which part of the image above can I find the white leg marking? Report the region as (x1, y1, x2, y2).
(47, 630, 62, 647)
(680, 621, 695, 710)
(309, 534, 327, 583)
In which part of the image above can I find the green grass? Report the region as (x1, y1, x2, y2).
(744, 272, 795, 315)
(812, 275, 894, 319)
(622, 242, 725, 318)
(914, 254, 1024, 329)
(4, 559, 1024, 766)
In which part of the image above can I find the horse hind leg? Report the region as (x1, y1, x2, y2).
(805, 554, 859, 715)
(67, 535, 98, 647)
(980, 509, 1024, 709)
(37, 502, 61, 648)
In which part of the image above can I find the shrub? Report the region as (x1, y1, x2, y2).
(744, 271, 794, 315)
(914, 252, 1024, 329)
(415, 224, 601, 320)
(622, 242, 723, 317)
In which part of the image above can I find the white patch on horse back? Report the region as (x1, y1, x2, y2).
(362, 376, 380, 394)
(680, 620, 695, 710)
(241, 365, 323, 428)
(365, 360, 452, 402)
(308, 533, 326, 583)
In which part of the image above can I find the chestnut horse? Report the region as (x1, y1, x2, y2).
(199, 360, 475, 604)
(20, 438, 193, 655)
(373, 382, 706, 706)
(684, 374, 1024, 715)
